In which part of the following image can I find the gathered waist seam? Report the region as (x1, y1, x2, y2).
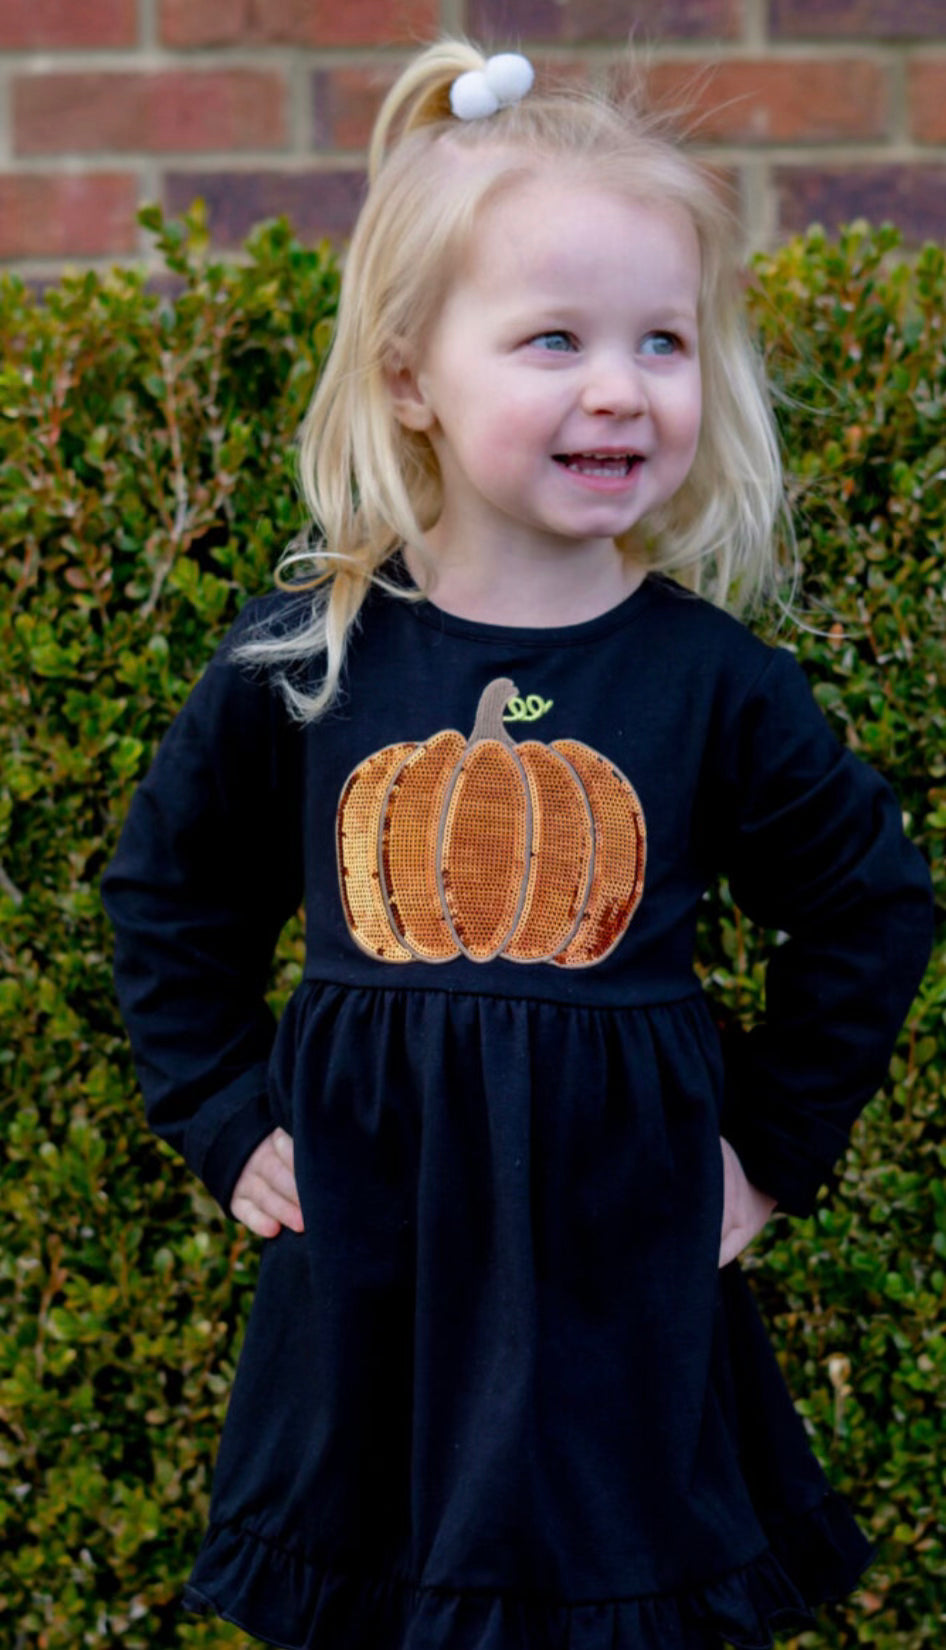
(297, 973, 704, 1014)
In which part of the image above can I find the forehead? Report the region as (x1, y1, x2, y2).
(452, 170, 701, 310)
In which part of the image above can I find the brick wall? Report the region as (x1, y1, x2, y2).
(1, 0, 944, 275)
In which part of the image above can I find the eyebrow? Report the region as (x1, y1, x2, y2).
(507, 305, 699, 330)
(645, 311, 698, 328)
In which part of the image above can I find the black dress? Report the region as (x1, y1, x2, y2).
(102, 572, 933, 1650)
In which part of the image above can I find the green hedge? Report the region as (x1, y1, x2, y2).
(0, 206, 943, 1649)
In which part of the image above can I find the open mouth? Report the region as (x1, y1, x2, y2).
(553, 452, 641, 477)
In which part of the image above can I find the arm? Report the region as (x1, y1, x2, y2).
(713, 647, 934, 1218)
(101, 605, 305, 1216)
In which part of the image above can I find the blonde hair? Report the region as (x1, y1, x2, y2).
(237, 38, 788, 720)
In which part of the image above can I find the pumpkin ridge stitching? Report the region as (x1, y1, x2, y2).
(380, 734, 464, 962)
(336, 742, 416, 962)
(437, 738, 533, 962)
(503, 740, 595, 963)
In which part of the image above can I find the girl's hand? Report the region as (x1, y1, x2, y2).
(718, 1135, 777, 1267)
(230, 1127, 304, 1238)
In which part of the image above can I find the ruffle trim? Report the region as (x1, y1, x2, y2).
(182, 1489, 874, 1650)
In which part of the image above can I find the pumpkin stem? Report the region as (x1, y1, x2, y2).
(470, 677, 518, 746)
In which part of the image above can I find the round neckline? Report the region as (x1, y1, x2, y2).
(395, 561, 660, 647)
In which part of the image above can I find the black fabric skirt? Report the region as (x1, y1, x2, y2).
(183, 982, 873, 1649)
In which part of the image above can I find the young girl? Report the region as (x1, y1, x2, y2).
(103, 39, 933, 1650)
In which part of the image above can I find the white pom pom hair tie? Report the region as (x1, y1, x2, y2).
(450, 53, 535, 121)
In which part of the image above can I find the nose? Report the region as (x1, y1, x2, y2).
(579, 353, 646, 418)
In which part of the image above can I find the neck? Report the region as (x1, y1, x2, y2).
(406, 533, 647, 628)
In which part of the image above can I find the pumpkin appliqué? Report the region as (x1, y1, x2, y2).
(336, 677, 646, 968)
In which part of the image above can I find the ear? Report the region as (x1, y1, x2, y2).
(384, 346, 436, 433)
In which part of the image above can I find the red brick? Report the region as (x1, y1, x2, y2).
(771, 0, 946, 39)
(163, 168, 366, 247)
(14, 71, 288, 157)
(0, 0, 136, 48)
(160, 0, 437, 48)
(311, 66, 402, 151)
(646, 58, 889, 143)
(909, 59, 946, 143)
(469, 0, 740, 43)
(775, 164, 946, 244)
(160, 0, 236, 43)
(539, 57, 595, 91)
(0, 173, 138, 258)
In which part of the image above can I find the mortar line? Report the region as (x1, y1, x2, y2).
(439, 0, 466, 37)
(8, 137, 945, 169)
(288, 53, 311, 155)
(742, 0, 768, 51)
(8, 141, 946, 170)
(0, 65, 10, 167)
(139, 0, 156, 51)
(887, 52, 910, 146)
(0, 41, 907, 76)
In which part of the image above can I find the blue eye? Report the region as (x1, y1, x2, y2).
(530, 331, 576, 352)
(641, 331, 682, 357)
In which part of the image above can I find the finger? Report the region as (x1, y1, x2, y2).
(239, 1133, 299, 1196)
(266, 1189, 305, 1232)
(719, 1225, 748, 1267)
(719, 1203, 774, 1267)
(243, 1175, 304, 1231)
(231, 1195, 283, 1239)
(234, 1185, 304, 1235)
(272, 1128, 295, 1170)
(231, 1170, 303, 1234)
(247, 1153, 300, 1206)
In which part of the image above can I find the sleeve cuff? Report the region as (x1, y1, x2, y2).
(719, 1091, 851, 1217)
(182, 1066, 278, 1215)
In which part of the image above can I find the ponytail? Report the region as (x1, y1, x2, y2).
(367, 39, 486, 181)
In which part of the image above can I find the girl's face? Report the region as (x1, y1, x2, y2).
(389, 171, 703, 569)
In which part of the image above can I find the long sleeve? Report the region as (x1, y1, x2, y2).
(713, 646, 934, 1217)
(101, 604, 305, 1213)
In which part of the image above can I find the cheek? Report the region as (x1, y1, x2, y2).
(488, 389, 556, 453)
(666, 377, 703, 456)
(687, 368, 703, 444)
(467, 408, 534, 471)
(434, 373, 554, 480)
(683, 404, 703, 461)
(433, 413, 519, 489)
